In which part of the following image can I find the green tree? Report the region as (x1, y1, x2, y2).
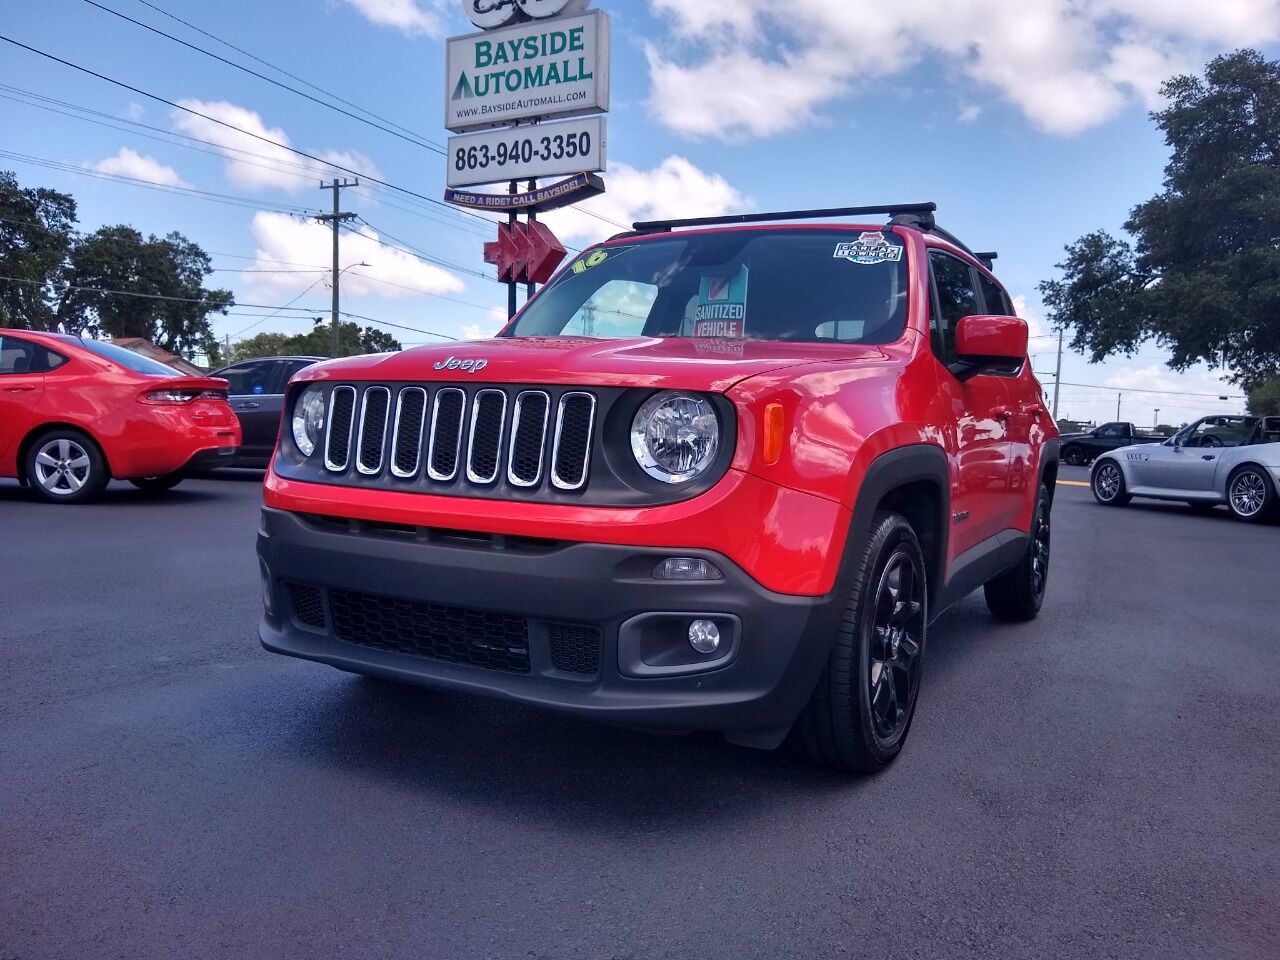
(1248, 377, 1280, 416)
(231, 320, 400, 361)
(1040, 50, 1280, 388)
(0, 171, 78, 330)
(60, 226, 234, 359)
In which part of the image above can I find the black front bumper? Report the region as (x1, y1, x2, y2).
(256, 508, 844, 747)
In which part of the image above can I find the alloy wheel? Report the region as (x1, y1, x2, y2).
(1094, 463, 1121, 501)
(1230, 471, 1266, 517)
(33, 438, 92, 497)
(867, 550, 925, 745)
(1031, 501, 1051, 597)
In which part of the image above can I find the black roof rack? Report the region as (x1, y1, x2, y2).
(622, 203, 998, 271)
(631, 203, 937, 234)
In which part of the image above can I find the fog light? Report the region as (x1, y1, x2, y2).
(654, 557, 722, 581)
(688, 619, 721, 654)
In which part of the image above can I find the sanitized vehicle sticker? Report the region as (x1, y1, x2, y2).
(692, 265, 749, 338)
(834, 232, 904, 265)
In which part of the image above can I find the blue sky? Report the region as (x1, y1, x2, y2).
(2, 0, 1274, 426)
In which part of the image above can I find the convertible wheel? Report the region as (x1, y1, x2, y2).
(129, 473, 184, 493)
(1091, 460, 1130, 506)
(1226, 466, 1275, 524)
(24, 430, 109, 504)
(792, 512, 927, 773)
(1063, 446, 1085, 466)
(984, 485, 1051, 622)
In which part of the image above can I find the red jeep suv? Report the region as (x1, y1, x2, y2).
(257, 204, 1059, 772)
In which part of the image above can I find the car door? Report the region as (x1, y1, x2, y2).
(928, 250, 1013, 552)
(0, 334, 48, 463)
(1159, 417, 1255, 493)
(218, 360, 287, 463)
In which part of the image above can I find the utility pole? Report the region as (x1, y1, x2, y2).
(316, 179, 359, 358)
(526, 178, 537, 304)
(507, 180, 519, 320)
(1154, 408, 1160, 430)
(1051, 326, 1064, 421)
(1116, 392, 1122, 421)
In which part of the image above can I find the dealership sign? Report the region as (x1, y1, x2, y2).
(444, 172, 605, 213)
(445, 9, 610, 132)
(462, 0, 590, 30)
(447, 115, 605, 188)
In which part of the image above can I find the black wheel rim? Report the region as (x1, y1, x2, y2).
(867, 551, 925, 745)
(1031, 500, 1050, 597)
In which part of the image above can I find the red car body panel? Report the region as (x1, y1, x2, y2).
(262, 222, 1057, 599)
(0, 330, 240, 479)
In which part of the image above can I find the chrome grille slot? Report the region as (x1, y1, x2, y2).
(390, 387, 428, 478)
(428, 388, 466, 482)
(356, 386, 391, 475)
(508, 391, 550, 487)
(466, 389, 508, 485)
(551, 392, 596, 491)
(324, 386, 357, 472)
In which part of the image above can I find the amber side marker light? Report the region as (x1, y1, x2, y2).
(763, 403, 785, 465)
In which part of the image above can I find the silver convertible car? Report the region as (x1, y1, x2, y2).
(1091, 415, 1280, 523)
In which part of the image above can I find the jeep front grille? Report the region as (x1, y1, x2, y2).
(319, 383, 596, 497)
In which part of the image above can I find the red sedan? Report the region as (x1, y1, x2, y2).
(0, 330, 241, 503)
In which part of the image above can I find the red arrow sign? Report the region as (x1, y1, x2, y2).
(483, 220, 567, 285)
(525, 221, 567, 284)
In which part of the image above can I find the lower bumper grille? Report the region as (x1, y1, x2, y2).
(549, 623, 602, 675)
(328, 588, 532, 674)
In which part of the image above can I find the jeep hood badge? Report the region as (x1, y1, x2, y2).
(434, 356, 489, 374)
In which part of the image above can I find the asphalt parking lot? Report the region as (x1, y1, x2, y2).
(1, 467, 1276, 960)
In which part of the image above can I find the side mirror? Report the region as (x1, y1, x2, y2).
(950, 314, 1028, 382)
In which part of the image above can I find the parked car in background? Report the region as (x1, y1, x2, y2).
(208, 357, 324, 468)
(0, 331, 240, 503)
(1091, 415, 1280, 522)
(1061, 421, 1166, 465)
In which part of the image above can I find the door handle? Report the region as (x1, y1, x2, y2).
(236, 401, 261, 410)
(1202, 454, 1216, 461)
(3, 385, 36, 392)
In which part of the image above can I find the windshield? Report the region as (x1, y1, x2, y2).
(505, 229, 910, 345)
(77, 339, 183, 377)
(1173, 416, 1258, 447)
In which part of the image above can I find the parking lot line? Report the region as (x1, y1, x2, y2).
(1057, 480, 1090, 487)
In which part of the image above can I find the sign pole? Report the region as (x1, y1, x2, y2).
(526, 178, 537, 303)
(507, 179, 519, 320)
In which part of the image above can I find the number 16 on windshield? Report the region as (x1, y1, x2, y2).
(446, 116, 607, 189)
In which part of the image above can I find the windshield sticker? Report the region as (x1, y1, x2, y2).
(692, 265, 749, 338)
(834, 232, 904, 266)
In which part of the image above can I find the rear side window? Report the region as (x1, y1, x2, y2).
(76, 338, 180, 376)
(220, 361, 280, 396)
(978, 273, 1012, 316)
(929, 251, 979, 362)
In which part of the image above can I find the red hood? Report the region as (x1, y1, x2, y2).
(297, 337, 893, 392)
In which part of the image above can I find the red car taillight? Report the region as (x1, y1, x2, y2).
(141, 389, 228, 404)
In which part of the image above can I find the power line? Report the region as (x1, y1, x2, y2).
(1052, 380, 1245, 400)
(228, 276, 327, 338)
(78, 0, 446, 154)
(349, 216, 500, 282)
(131, 0, 436, 145)
(0, 273, 321, 312)
(340, 311, 456, 341)
(0, 34, 495, 225)
(0, 149, 322, 215)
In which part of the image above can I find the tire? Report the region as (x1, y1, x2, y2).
(1091, 459, 1130, 506)
(1225, 465, 1276, 524)
(1063, 445, 1086, 466)
(984, 485, 1051, 622)
(129, 473, 184, 493)
(23, 428, 110, 504)
(791, 512, 927, 773)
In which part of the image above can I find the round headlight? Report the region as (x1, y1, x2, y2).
(630, 391, 720, 484)
(292, 386, 326, 457)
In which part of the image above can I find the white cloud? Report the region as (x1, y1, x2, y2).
(247, 212, 466, 300)
(957, 104, 983, 123)
(124, 102, 145, 121)
(90, 148, 188, 187)
(644, 0, 1280, 139)
(541, 156, 750, 244)
(1093, 363, 1244, 426)
(171, 101, 379, 191)
(1011, 294, 1053, 341)
(344, 0, 444, 37)
(461, 309, 507, 341)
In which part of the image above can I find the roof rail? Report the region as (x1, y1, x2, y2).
(974, 251, 998, 270)
(631, 203, 937, 234)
